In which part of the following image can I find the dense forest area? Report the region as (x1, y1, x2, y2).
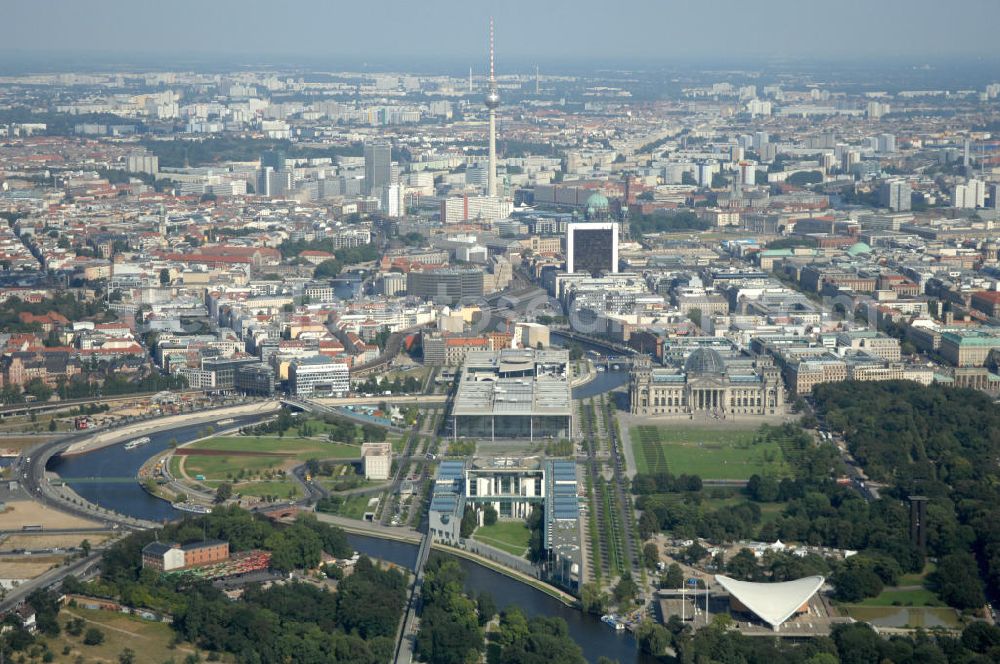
(629, 211, 711, 239)
(813, 381, 1000, 607)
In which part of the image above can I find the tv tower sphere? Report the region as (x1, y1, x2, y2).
(485, 88, 500, 109)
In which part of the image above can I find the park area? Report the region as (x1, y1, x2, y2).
(631, 425, 792, 480)
(835, 563, 961, 629)
(50, 607, 215, 663)
(169, 433, 364, 500)
(473, 521, 531, 557)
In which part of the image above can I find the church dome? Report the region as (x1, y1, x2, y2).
(585, 192, 609, 211)
(684, 347, 726, 375)
(846, 241, 871, 256)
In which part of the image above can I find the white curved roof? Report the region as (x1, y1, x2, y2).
(714, 575, 824, 628)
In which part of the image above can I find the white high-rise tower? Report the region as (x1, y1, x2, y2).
(484, 17, 500, 198)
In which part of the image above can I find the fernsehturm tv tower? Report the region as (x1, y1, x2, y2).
(484, 17, 500, 197)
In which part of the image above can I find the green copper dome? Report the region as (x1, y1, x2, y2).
(585, 192, 609, 210)
(846, 242, 871, 256)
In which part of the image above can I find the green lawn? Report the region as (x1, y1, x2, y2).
(52, 607, 220, 663)
(183, 454, 285, 480)
(473, 521, 531, 557)
(898, 563, 936, 587)
(168, 454, 183, 479)
(188, 436, 361, 460)
(235, 480, 302, 500)
(699, 493, 785, 523)
(631, 425, 791, 480)
(858, 588, 945, 608)
(337, 494, 380, 520)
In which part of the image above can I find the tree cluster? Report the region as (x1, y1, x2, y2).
(814, 381, 999, 607)
(415, 555, 484, 664)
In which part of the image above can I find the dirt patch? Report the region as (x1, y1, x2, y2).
(0, 500, 100, 530)
(176, 449, 292, 457)
(0, 555, 65, 579)
(0, 533, 110, 551)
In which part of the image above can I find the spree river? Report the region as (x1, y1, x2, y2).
(47, 413, 268, 523)
(345, 533, 644, 664)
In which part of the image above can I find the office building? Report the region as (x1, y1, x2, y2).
(879, 179, 911, 211)
(126, 153, 158, 175)
(381, 184, 401, 218)
(953, 179, 986, 209)
(234, 364, 275, 396)
(260, 149, 286, 172)
(202, 357, 264, 391)
(440, 195, 513, 223)
(698, 161, 719, 187)
(364, 142, 392, 195)
(377, 272, 407, 296)
(566, 222, 619, 275)
(361, 442, 392, 480)
(877, 133, 896, 153)
(451, 349, 573, 441)
(406, 268, 484, 304)
(288, 356, 350, 396)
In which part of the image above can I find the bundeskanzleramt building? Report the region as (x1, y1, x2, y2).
(630, 349, 784, 417)
(428, 457, 582, 592)
(452, 349, 573, 441)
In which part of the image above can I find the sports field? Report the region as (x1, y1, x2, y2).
(631, 425, 791, 480)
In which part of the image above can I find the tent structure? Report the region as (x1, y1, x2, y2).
(714, 575, 825, 630)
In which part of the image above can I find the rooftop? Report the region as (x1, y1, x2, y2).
(714, 574, 825, 629)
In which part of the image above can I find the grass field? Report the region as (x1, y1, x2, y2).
(183, 454, 285, 480)
(858, 588, 945, 607)
(698, 493, 785, 522)
(631, 425, 792, 480)
(233, 480, 302, 500)
(178, 435, 361, 482)
(898, 563, 936, 587)
(168, 454, 183, 480)
(189, 436, 360, 460)
(473, 521, 531, 557)
(50, 607, 212, 663)
(392, 435, 409, 453)
(337, 494, 380, 520)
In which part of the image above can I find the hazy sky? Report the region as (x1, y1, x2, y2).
(4, 0, 1000, 66)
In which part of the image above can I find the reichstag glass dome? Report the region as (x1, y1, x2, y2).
(684, 347, 726, 375)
